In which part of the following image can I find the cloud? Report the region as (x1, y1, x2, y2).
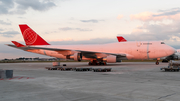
(59, 27, 92, 31)
(127, 8, 180, 43)
(118, 21, 180, 42)
(156, 8, 180, 16)
(117, 14, 123, 20)
(50, 38, 117, 45)
(0, 0, 14, 15)
(80, 19, 104, 23)
(130, 12, 161, 21)
(15, 0, 56, 11)
(0, 0, 56, 15)
(0, 20, 11, 25)
(128, 8, 180, 44)
(130, 8, 180, 22)
(48, 38, 73, 42)
(0, 31, 20, 37)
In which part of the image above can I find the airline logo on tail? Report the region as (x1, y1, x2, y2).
(19, 24, 50, 46)
(23, 28, 38, 45)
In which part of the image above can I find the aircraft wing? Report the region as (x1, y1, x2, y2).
(6, 44, 127, 59)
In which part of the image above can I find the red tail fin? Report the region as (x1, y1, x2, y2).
(117, 36, 127, 42)
(19, 24, 50, 46)
(11, 41, 25, 47)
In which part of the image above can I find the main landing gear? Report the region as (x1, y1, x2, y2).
(88, 60, 107, 65)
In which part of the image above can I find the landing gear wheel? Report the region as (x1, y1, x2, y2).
(88, 62, 92, 65)
(88, 61, 107, 65)
(99, 62, 103, 65)
(155, 61, 159, 65)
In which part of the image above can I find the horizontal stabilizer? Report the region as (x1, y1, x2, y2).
(11, 41, 25, 47)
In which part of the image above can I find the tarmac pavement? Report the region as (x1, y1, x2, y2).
(0, 62, 180, 101)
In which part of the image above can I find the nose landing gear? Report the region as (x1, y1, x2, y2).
(156, 58, 160, 65)
(156, 61, 159, 65)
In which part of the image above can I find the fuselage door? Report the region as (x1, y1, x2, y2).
(138, 43, 148, 59)
(136, 42, 142, 47)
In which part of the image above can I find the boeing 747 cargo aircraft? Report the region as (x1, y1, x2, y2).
(7, 24, 176, 65)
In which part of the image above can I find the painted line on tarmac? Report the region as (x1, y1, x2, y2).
(0, 76, 35, 80)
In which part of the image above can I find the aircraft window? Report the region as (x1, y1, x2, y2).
(161, 42, 165, 44)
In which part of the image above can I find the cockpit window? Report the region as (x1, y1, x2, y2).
(161, 42, 165, 44)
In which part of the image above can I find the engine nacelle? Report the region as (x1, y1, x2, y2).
(66, 53, 82, 62)
(104, 55, 121, 63)
(74, 53, 82, 61)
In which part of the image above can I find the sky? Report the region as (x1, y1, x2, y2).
(1, 0, 180, 59)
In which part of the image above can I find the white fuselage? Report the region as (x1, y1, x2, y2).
(26, 41, 175, 61)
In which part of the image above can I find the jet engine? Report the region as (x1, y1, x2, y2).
(104, 55, 121, 63)
(74, 53, 82, 61)
(66, 53, 82, 61)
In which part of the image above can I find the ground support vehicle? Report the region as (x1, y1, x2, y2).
(161, 60, 180, 72)
(75, 68, 93, 71)
(93, 68, 112, 72)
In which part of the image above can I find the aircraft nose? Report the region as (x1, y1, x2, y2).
(166, 46, 176, 56)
